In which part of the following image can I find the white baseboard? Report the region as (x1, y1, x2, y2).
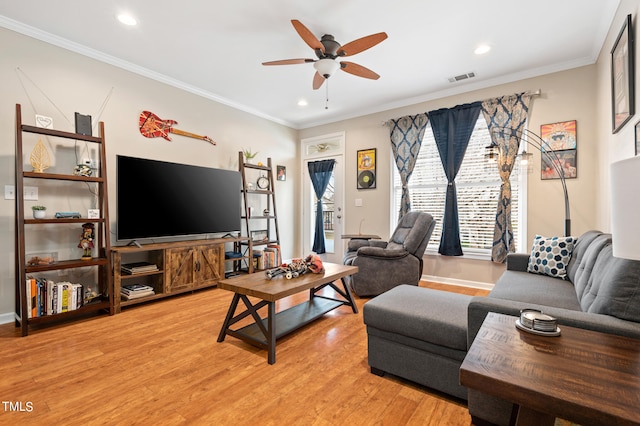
(422, 275, 494, 291)
(0, 312, 15, 325)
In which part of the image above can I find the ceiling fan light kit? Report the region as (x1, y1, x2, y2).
(263, 19, 387, 90)
(314, 59, 340, 78)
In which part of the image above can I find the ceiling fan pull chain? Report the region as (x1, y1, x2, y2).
(325, 80, 329, 110)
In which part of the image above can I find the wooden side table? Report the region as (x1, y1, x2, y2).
(460, 312, 640, 426)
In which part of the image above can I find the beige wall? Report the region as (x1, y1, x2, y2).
(0, 28, 300, 318)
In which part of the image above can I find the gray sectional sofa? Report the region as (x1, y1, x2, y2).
(363, 230, 640, 425)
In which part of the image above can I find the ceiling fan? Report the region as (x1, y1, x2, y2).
(262, 19, 387, 90)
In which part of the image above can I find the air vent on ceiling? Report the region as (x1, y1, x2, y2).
(448, 72, 476, 83)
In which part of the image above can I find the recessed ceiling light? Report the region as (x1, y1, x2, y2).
(297, 99, 308, 107)
(474, 44, 491, 55)
(117, 14, 137, 26)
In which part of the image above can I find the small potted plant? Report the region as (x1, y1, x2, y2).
(243, 148, 258, 163)
(32, 205, 47, 219)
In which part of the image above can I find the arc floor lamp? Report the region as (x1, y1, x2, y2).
(486, 127, 571, 236)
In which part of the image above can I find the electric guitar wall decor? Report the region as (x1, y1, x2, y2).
(139, 110, 216, 145)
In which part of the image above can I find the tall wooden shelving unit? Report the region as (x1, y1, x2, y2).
(14, 103, 113, 336)
(239, 152, 280, 271)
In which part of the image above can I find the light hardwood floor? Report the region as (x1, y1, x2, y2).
(0, 281, 488, 425)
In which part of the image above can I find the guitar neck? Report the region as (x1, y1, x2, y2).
(170, 128, 216, 145)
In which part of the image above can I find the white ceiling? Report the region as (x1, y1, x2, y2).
(0, 1, 620, 129)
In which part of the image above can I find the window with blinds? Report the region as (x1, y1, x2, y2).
(392, 116, 524, 256)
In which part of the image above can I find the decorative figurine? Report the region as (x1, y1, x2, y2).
(30, 139, 51, 173)
(73, 163, 93, 177)
(84, 286, 99, 303)
(78, 223, 95, 260)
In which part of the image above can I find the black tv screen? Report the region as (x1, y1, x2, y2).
(117, 155, 241, 241)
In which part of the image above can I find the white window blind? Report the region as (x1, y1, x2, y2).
(392, 116, 523, 255)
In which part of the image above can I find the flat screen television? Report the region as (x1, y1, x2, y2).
(116, 155, 241, 241)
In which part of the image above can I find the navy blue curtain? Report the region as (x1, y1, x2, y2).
(308, 159, 335, 254)
(428, 102, 482, 256)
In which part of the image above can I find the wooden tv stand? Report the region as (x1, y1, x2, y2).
(111, 236, 251, 313)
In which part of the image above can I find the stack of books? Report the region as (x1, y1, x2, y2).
(25, 277, 84, 317)
(120, 284, 155, 300)
(253, 244, 281, 270)
(121, 262, 158, 275)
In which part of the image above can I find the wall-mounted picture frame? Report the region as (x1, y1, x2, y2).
(250, 229, 268, 242)
(635, 120, 640, 156)
(541, 149, 577, 180)
(277, 165, 286, 181)
(540, 120, 577, 151)
(357, 148, 376, 189)
(611, 14, 635, 134)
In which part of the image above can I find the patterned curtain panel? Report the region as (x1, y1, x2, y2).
(308, 159, 336, 254)
(390, 113, 429, 219)
(481, 92, 532, 263)
(429, 102, 482, 256)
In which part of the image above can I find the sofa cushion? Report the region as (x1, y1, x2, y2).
(527, 235, 575, 279)
(579, 243, 640, 322)
(572, 233, 612, 302)
(490, 270, 582, 311)
(566, 230, 604, 283)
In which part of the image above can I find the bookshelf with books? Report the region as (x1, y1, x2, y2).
(14, 104, 113, 336)
(111, 236, 249, 312)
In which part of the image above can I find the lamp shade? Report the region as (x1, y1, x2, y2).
(610, 155, 640, 260)
(314, 59, 340, 78)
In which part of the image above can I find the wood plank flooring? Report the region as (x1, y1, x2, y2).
(0, 281, 488, 425)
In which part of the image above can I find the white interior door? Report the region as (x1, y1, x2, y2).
(301, 133, 345, 264)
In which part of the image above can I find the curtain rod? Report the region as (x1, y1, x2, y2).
(381, 89, 542, 126)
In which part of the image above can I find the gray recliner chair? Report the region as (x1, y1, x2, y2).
(343, 211, 436, 297)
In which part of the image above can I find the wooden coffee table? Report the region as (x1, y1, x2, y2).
(460, 312, 640, 426)
(216, 262, 358, 364)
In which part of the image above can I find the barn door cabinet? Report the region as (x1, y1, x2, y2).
(166, 244, 224, 292)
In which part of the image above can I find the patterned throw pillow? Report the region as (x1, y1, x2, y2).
(527, 235, 576, 279)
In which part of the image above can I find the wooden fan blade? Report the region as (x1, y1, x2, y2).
(337, 32, 388, 56)
(313, 72, 326, 90)
(340, 61, 380, 80)
(291, 19, 325, 53)
(262, 58, 315, 66)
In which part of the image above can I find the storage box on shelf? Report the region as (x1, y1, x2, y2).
(14, 103, 113, 336)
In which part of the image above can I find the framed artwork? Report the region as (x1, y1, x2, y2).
(250, 230, 268, 242)
(276, 165, 286, 181)
(540, 120, 577, 151)
(541, 149, 577, 180)
(635, 121, 640, 155)
(357, 148, 376, 189)
(611, 14, 635, 134)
